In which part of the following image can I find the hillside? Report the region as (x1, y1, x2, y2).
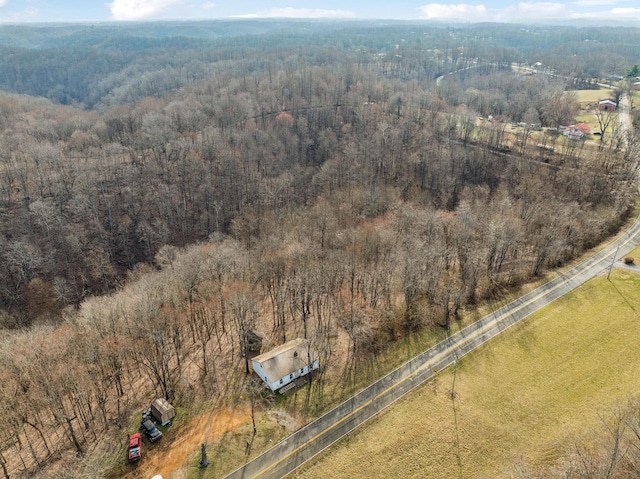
(0, 21, 638, 478)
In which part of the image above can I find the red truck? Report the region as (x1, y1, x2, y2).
(128, 433, 142, 462)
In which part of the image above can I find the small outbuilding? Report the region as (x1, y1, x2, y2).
(251, 338, 319, 393)
(151, 398, 176, 426)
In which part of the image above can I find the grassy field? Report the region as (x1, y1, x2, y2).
(573, 90, 611, 134)
(574, 113, 598, 131)
(291, 248, 640, 479)
(576, 89, 612, 105)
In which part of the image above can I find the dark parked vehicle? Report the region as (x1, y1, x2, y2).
(140, 419, 163, 442)
(142, 407, 153, 422)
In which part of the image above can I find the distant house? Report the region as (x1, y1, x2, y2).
(598, 99, 617, 111)
(573, 123, 591, 134)
(251, 338, 319, 393)
(563, 127, 585, 140)
(632, 82, 640, 91)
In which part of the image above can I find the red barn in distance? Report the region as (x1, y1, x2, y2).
(598, 99, 617, 111)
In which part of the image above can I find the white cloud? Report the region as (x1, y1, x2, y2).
(418, 2, 572, 21)
(571, 6, 640, 18)
(0, 0, 7, 8)
(234, 8, 356, 19)
(202, 1, 217, 9)
(107, 0, 184, 21)
(1, 7, 39, 22)
(572, 0, 625, 5)
(418, 4, 489, 20)
(504, 2, 569, 21)
(512, 2, 568, 18)
(572, 0, 639, 6)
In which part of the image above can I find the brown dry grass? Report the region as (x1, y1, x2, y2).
(134, 408, 252, 479)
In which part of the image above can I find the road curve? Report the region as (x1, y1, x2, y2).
(224, 210, 640, 479)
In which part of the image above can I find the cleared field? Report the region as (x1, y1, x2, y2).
(576, 89, 612, 104)
(292, 251, 640, 479)
(574, 89, 616, 134)
(574, 113, 597, 130)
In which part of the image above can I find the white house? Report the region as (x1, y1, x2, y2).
(563, 127, 584, 140)
(251, 338, 319, 393)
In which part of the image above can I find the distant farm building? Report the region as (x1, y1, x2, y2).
(251, 338, 319, 393)
(598, 99, 617, 111)
(573, 123, 591, 134)
(632, 82, 640, 91)
(563, 126, 585, 140)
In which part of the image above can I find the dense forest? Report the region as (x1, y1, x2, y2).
(0, 20, 639, 478)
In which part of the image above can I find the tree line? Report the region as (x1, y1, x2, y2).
(1, 21, 639, 108)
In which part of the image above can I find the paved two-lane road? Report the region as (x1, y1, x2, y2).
(620, 93, 633, 142)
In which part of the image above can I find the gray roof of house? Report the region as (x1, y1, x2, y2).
(252, 338, 317, 381)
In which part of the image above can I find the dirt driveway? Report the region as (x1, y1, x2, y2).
(133, 408, 251, 479)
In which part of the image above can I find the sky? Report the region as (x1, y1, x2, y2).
(0, 0, 638, 24)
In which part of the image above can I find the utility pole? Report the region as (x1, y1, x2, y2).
(608, 243, 620, 280)
(450, 351, 459, 400)
(200, 443, 209, 468)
